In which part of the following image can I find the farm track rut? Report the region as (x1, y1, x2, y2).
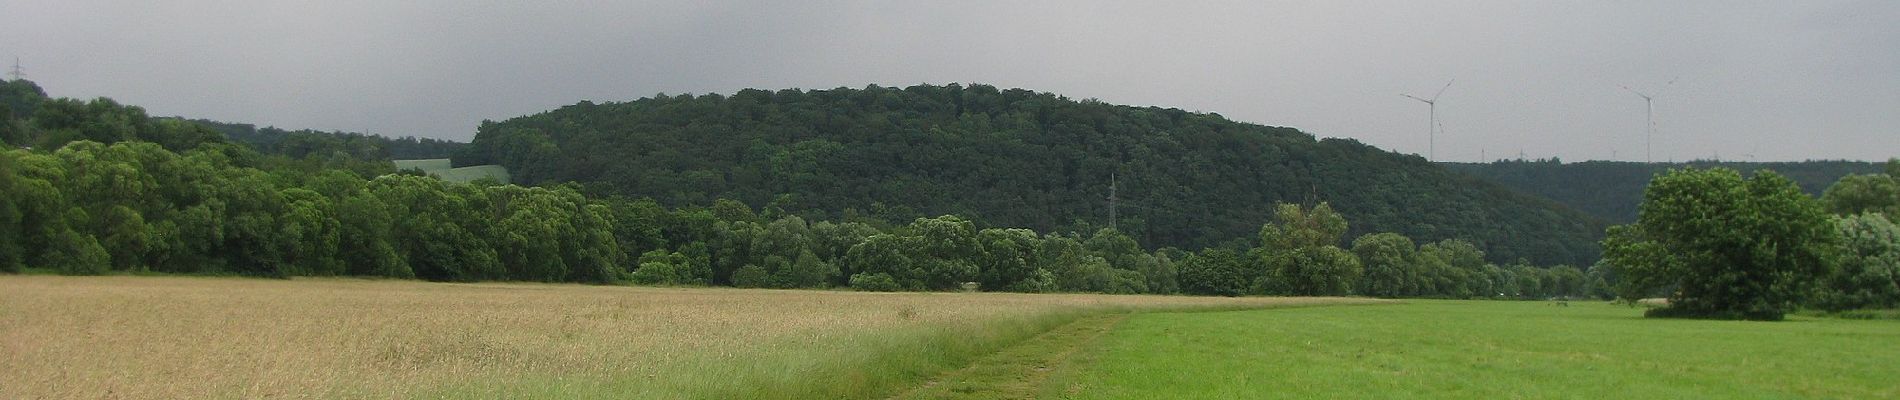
(886, 313, 1127, 400)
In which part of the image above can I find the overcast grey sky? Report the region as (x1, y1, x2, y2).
(3, 1, 1895, 162)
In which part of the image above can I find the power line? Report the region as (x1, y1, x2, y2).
(1107, 171, 1118, 231)
(6, 57, 22, 81)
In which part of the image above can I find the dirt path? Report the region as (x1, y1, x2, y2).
(886, 313, 1126, 400)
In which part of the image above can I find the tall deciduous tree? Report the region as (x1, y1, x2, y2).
(844, 233, 919, 290)
(1254, 202, 1360, 296)
(1603, 168, 1839, 320)
(1180, 248, 1249, 297)
(1353, 232, 1420, 297)
(976, 228, 1041, 291)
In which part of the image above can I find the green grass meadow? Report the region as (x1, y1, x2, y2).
(1058, 301, 1900, 399)
(392, 158, 511, 183)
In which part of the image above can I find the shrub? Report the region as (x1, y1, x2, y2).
(1004, 269, 1056, 293)
(51, 230, 110, 275)
(1179, 248, 1249, 297)
(1811, 213, 1900, 311)
(630, 261, 682, 285)
(731, 264, 771, 288)
(849, 272, 902, 292)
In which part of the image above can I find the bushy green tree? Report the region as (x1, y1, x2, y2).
(1264, 246, 1361, 296)
(904, 216, 982, 290)
(48, 228, 109, 275)
(842, 234, 920, 290)
(608, 197, 670, 267)
(731, 264, 770, 288)
(368, 174, 501, 281)
(0, 152, 22, 272)
(630, 249, 701, 285)
(1582, 261, 1616, 300)
(1258, 202, 1349, 251)
(1353, 233, 1419, 297)
(563, 202, 624, 283)
(489, 186, 573, 281)
(335, 192, 409, 278)
(778, 250, 837, 288)
(1603, 168, 1839, 320)
(1811, 213, 1900, 311)
(1136, 251, 1181, 294)
(811, 221, 880, 263)
(1254, 202, 1360, 296)
(1038, 235, 1092, 292)
(975, 228, 1041, 291)
(278, 188, 342, 275)
(1821, 173, 1899, 217)
(708, 220, 761, 285)
(1085, 228, 1142, 269)
(1180, 248, 1250, 296)
(849, 272, 902, 292)
(1546, 265, 1585, 299)
(1418, 239, 1486, 298)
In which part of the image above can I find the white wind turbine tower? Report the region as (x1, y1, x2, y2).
(1402, 80, 1454, 161)
(1621, 78, 1676, 163)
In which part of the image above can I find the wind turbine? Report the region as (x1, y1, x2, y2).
(1620, 77, 1676, 163)
(1402, 79, 1454, 161)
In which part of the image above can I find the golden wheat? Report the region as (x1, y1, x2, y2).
(0, 276, 1375, 398)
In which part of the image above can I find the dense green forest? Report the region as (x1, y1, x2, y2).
(1445, 159, 1884, 222)
(181, 118, 463, 160)
(453, 84, 1606, 266)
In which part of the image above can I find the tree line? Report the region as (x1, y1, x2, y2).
(0, 140, 620, 281)
(184, 118, 463, 161)
(0, 134, 1596, 300)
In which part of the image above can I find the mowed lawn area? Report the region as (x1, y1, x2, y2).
(1062, 300, 1900, 399)
(0, 276, 1373, 399)
(392, 158, 511, 183)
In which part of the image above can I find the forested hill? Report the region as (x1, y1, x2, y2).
(1445, 159, 1886, 223)
(0, 79, 460, 160)
(455, 84, 1607, 266)
(182, 119, 463, 160)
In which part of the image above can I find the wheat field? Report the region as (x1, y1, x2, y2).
(0, 276, 1374, 399)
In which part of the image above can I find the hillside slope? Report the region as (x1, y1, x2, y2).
(456, 84, 1606, 265)
(1445, 159, 1885, 223)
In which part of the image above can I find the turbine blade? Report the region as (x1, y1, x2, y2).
(1658, 76, 1679, 96)
(1620, 85, 1649, 99)
(1434, 79, 1455, 100)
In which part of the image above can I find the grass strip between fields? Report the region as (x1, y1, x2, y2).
(424, 299, 1382, 399)
(884, 313, 1127, 400)
(882, 301, 1389, 400)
